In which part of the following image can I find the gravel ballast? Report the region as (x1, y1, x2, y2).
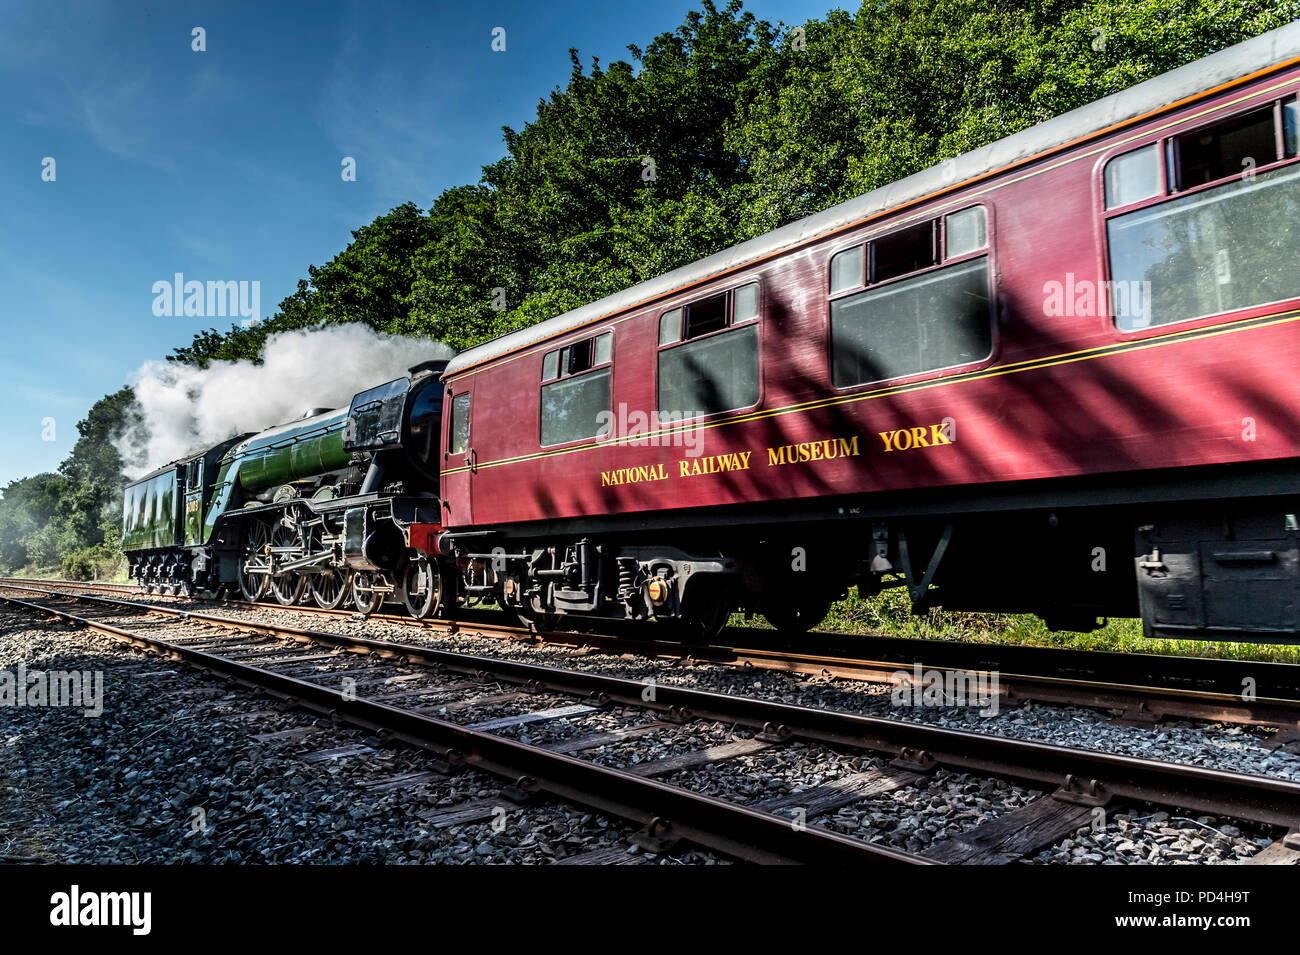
(0, 606, 720, 864)
(0, 589, 1293, 865)
(105, 592, 1299, 782)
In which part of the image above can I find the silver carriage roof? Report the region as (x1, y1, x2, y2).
(443, 19, 1300, 377)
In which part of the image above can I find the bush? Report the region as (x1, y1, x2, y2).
(60, 550, 96, 581)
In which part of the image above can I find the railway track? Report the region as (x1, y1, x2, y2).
(7, 577, 1300, 740)
(3, 582, 1300, 864)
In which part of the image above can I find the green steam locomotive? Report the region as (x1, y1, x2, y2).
(121, 359, 450, 616)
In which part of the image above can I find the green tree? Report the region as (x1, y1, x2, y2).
(58, 387, 137, 543)
(0, 388, 137, 574)
(0, 472, 69, 571)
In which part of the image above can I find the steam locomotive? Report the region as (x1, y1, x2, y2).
(125, 22, 1300, 643)
(122, 360, 450, 617)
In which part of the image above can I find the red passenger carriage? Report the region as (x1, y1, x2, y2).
(429, 23, 1300, 641)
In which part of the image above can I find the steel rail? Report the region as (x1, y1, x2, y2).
(6, 578, 1298, 733)
(5, 586, 1300, 830)
(0, 591, 924, 865)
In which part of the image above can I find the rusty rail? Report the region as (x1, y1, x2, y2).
(5, 585, 1300, 831)
(0, 590, 923, 864)
(7, 577, 1300, 735)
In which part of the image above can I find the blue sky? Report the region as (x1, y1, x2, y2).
(0, 0, 834, 487)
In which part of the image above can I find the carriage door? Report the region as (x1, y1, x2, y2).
(440, 381, 475, 527)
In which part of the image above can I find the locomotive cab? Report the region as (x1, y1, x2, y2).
(343, 360, 449, 490)
(403, 367, 447, 483)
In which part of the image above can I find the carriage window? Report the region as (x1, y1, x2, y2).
(659, 308, 682, 345)
(733, 282, 759, 322)
(944, 206, 988, 257)
(831, 258, 992, 387)
(543, 330, 612, 382)
(1105, 145, 1162, 209)
(541, 350, 559, 381)
(1108, 163, 1300, 330)
(658, 282, 760, 418)
(1171, 105, 1278, 190)
(662, 282, 760, 346)
(659, 324, 758, 418)
(872, 221, 937, 283)
(830, 245, 864, 293)
(1285, 98, 1298, 157)
(539, 331, 613, 446)
(1106, 98, 1300, 331)
(562, 339, 593, 375)
(541, 370, 610, 446)
(448, 392, 470, 455)
(685, 292, 728, 339)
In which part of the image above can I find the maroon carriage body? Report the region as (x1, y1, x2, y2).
(434, 24, 1300, 642)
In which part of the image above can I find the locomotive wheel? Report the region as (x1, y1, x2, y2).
(238, 522, 270, 602)
(398, 556, 443, 620)
(309, 568, 350, 610)
(269, 525, 306, 606)
(302, 526, 348, 610)
(352, 572, 379, 614)
(762, 599, 832, 636)
(271, 574, 305, 605)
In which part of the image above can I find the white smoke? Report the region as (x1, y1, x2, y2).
(115, 325, 454, 478)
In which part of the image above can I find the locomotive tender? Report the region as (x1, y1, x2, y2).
(126, 22, 1300, 642)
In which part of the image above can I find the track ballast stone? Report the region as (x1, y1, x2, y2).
(1, 591, 1290, 864)
(0, 607, 721, 864)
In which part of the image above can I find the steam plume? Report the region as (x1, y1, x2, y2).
(115, 325, 453, 478)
